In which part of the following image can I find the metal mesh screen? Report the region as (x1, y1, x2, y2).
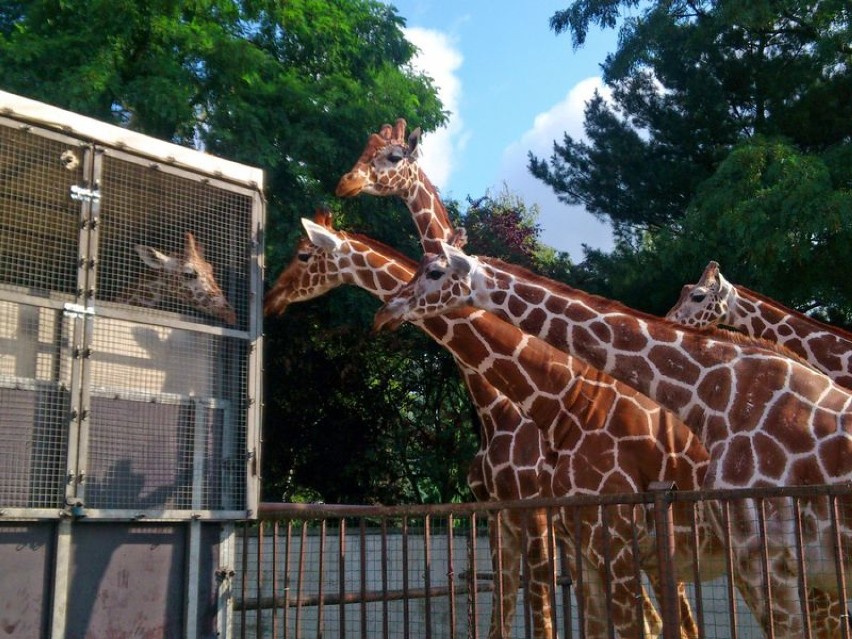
(0, 119, 83, 296)
(0, 115, 260, 519)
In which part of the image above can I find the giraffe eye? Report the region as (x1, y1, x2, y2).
(298, 253, 311, 263)
(426, 269, 443, 281)
(182, 269, 199, 280)
(691, 293, 706, 303)
(387, 149, 404, 163)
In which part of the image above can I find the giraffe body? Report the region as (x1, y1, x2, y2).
(117, 231, 236, 325)
(374, 240, 852, 638)
(267, 214, 728, 638)
(666, 261, 852, 390)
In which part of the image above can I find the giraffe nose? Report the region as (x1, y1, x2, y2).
(335, 172, 365, 198)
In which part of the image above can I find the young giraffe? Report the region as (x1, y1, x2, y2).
(336, 121, 703, 636)
(267, 212, 724, 638)
(375, 239, 852, 638)
(117, 231, 237, 325)
(666, 261, 852, 390)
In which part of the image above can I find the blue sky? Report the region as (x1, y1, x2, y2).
(384, 0, 621, 259)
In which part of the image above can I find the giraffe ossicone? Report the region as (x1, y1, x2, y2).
(667, 260, 852, 390)
(118, 231, 236, 326)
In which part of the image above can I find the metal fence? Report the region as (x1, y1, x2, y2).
(234, 485, 852, 639)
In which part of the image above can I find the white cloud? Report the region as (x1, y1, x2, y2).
(495, 77, 615, 258)
(402, 26, 467, 190)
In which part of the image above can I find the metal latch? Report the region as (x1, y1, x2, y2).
(63, 303, 96, 319)
(70, 184, 101, 203)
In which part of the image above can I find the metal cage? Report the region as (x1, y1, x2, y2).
(0, 91, 264, 638)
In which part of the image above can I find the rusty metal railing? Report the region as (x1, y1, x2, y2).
(233, 484, 852, 638)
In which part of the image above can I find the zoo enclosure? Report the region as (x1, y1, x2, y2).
(0, 91, 264, 638)
(236, 485, 852, 639)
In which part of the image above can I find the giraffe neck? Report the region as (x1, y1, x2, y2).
(726, 284, 852, 389)
(402, 167, 455, 255)
(318, 235, 549, 501)
(463, 256, 852, 486)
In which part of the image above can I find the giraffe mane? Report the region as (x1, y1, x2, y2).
(735, 284, 852, 341)
(481, 256, 816, 368)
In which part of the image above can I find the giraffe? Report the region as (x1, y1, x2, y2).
(336, 118, 702, 637)
(666, 261, 852, 391)
(265, 210, 563, 639)
(266, 211, 725, 638)
(373, 238, 852, 638)
(116, 231, 237, 325)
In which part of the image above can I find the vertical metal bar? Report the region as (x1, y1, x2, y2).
(521, 509, 532, 639)
(493, 509, 504, 637)
(424, 515, 433, 638)
(295, 521, 307, 639)
(184, 520, 202, 639)
(721, 501, 739, 639)
(272, 521, 279, 638)
(559, 543, 573, 639)
(547, 507, 559, 637)
(830, 495, 850, 639)
(650, 483, 681, 639)
(339, 518, 347, 639)
(218, 523, 236, 638)
(572, 505, 586, 637)
(688, 501, 705, 635)
(791, 497, 813, 639)
(283, 521, 293, 639)
(447, 513, 457, 639)
(317, 519, 327, 639)
(402, 516, 410, 639)
(240, 522, 249, 639)
(381, 517, 389, 639)
(756, 498, 775, 639)
(469, 512, 479, 639)
(360, 518, 367, 639)
(49, 519, 73, 639)
(256, 520, 264, 639)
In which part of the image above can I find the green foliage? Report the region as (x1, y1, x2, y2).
(537, 0, 851, 242)
(0, 0, 470, 504)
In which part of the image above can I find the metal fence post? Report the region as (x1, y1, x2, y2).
(649, 481, 680, 639)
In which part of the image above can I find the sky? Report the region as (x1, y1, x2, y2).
(383, 0, 621, 259)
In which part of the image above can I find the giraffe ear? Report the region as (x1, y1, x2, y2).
(302, 217, 342, 252)
(440, 241, 474, 276)
(407, 127, 422, 159)
(448, 226, 468, 249)
(134, 244, 170, 270)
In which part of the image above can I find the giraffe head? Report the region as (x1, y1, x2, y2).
(263, 208, 414, 317)
(264, 208, 346, 316)
(335, 118, 422, 198)
(665, 261, 731, 329)
(132, 232, 237, 325)
(373, 240, 477, 331)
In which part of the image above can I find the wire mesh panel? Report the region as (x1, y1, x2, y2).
(0, 109, 262, 520)
(0, 117, 85, 297)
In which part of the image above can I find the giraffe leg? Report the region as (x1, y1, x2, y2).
(488, 511, 522, 639)
(523, 508, 555, 639)
(645, 573, 699, 639)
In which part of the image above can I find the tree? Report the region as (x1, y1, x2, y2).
(0, 0, 473, 504)
(532, 0, 851, 241)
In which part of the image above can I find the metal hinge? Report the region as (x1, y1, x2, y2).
(70, 184, 101, 203)
(63, 303, 96, 319)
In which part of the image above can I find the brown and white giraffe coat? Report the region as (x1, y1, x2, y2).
(667, 260, 852, 390)
(266, 214, 729, 639)
(374, 240, 852, 638)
